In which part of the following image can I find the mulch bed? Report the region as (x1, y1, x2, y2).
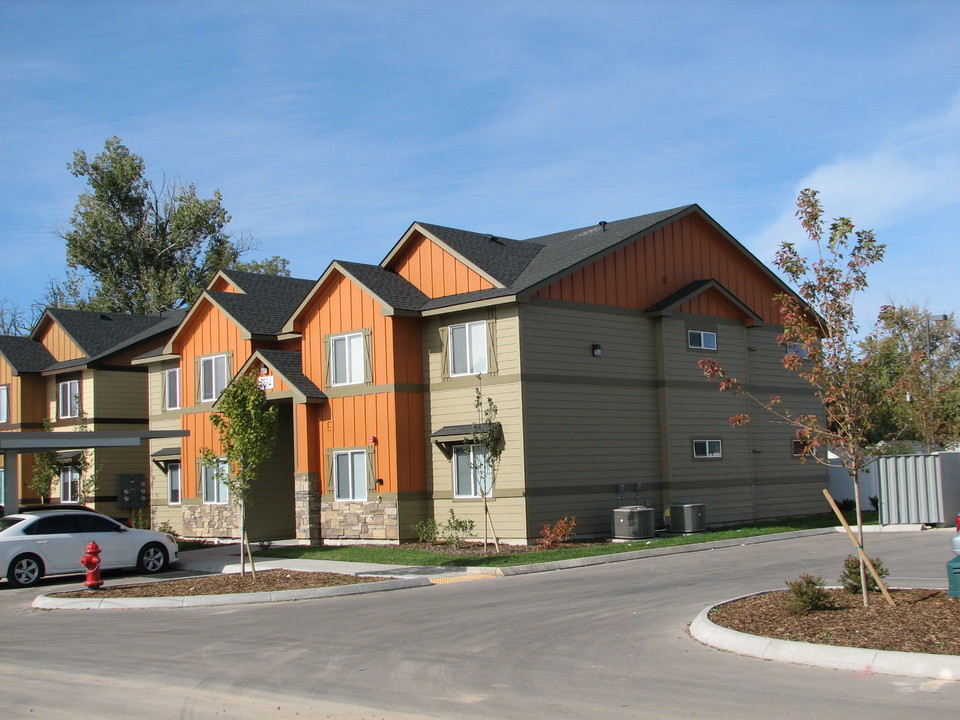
(709, 588, 960, 655)
(51, 569, 380, 598)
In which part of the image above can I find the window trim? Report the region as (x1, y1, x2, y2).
(201, 459, 230, 504)
(449, 320, 489, 377)
(58, 379, 80, 419)
(452, 443, 493, 499)
(199, 354, 229, 403)
(167, 461, 182, 505)
(0, 384, 8, 424)
(692, 439, 723, 459)
(792, 440, 812, 457)
(165, 367, 181, 410)
(687, 330, 717, 351)
(330, 332, 365, 387)
(332, 449, 368, 502)
(60, 465, 80, 503)
(785, 342, 810, 359)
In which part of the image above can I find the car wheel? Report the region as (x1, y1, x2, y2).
(137, 543, 168, 574)
(8, 554, 44, 588)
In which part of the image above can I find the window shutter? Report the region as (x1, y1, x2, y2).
(366, 446, 376, 493)
(322, 336, 331, 390)
(194, 357, 202, 403)
(439, 327, 449, 380)
(485, 317, 498, 374)
(362, 328, 373, 385)
(325, 448, 333, 493)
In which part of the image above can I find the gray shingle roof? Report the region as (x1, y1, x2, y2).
(206, 274, 315, 336)
(0, 336, 57, 373)
(415, 223, 541, 287)
(411, 206, 696, 311)
(336, 261, 429, 311)
(257, 349, 325, 399)
(40, 309, 172, 358)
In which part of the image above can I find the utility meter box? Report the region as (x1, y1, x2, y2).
(117, 474, 148, 509)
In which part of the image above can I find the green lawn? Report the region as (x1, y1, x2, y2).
(256, 511, 874, 568)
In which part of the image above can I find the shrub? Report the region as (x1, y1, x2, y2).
(535, 515, 577, 549)
(839, 553, 888, 593)
(155, 520, 177, 536)
(411, 518, 439, 544)
(785, 574, 836, 614)
(441, 509, 475, 548)
(869, 496, 880, 512)
(836, 498, 856, 512)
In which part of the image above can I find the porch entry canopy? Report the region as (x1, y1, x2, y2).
(1, 430, 188, 515)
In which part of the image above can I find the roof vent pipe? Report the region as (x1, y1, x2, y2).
(599, 221, 607, 231)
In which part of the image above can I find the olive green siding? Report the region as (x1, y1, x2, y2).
(422, 305, 528, 543)
(516, 302, 827, 536)
(518, 301, 663, 536)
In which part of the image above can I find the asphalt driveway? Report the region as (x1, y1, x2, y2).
(1, 528, 956, 719)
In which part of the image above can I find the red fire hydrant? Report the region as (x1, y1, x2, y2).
(80, 541, 103, 590)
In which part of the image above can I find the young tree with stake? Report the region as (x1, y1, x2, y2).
(699, 189, 886, 603)
(201, 371, 278, 577)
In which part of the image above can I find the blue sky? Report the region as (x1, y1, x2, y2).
(2, 1, 958, 328)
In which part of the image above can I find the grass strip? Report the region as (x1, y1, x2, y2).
(254, 511, 876, 569)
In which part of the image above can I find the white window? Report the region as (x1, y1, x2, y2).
(330, 332, 365, 386)
(199, 355, 228, 402)
(333, 450, 367, 501)
(165, 368, 181, 410)
(0, 468, 5, 507)
(0, 385, 7, 423)
(202, 459, 229, 504)
(60, 466, 80, 502)
(453, 444, 492, 498)
(450, 321, 488, 376)
(785, 342, 810, 359)
(792, 440, 811, 457)
(58, 379, 80, 419)
(167, 462, 182, 505)
(693, 440, 722, 459)
(688, 330, 717, 351)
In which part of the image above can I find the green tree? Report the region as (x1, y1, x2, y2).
(471, 378, 503, 552)
(230, 256, 291, 277)
(51, 136, 280, 315)
(700, 188, 885, 602)
(30, 421, 59, 502)
(200, 371, 278, 576)
(860, 305, 960, 451)
(29, 410, 99, 504)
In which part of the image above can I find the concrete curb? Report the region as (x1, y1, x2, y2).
(690, 593, 960, 680)
(33, 576, 432, 610)
(495, 527, 838, 576)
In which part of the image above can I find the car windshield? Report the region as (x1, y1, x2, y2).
(0, 516, 26, 533)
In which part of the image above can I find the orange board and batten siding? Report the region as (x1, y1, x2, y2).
(173, 300, 253, 498)
(298, 273, 422, 387)
(389, 231, 495, 297)
(534, 214, 784, 323)
(294, 270, 426, 494)
(33, 322, 84, 363)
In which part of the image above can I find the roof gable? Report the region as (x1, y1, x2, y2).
(166, 272, 315, 351)
(0, 336, 57, 374)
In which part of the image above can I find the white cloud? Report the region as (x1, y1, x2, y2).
(752, 92, 960, 257)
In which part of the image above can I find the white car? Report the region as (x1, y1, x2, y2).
(0, 508, 178, 588)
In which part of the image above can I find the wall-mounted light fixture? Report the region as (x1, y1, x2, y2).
(369, 436, 378, 445)
(260, 366, 270, 375)
(592, 343, 603, 357)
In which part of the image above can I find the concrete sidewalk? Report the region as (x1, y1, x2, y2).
(176, 540, 501, 582)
